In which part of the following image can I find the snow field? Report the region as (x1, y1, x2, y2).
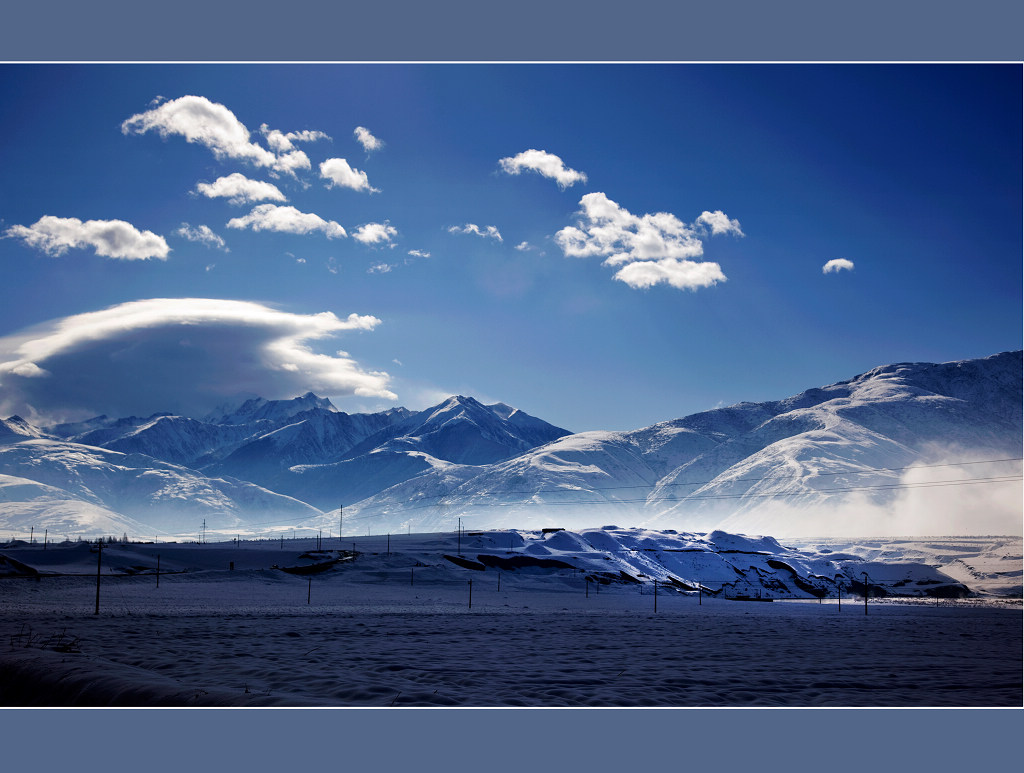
(1, 558, 1019, 707)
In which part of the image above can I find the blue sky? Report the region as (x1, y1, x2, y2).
(0, 64, 1020, 431)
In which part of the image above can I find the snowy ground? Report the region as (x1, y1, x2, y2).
(1, 530, 1020, 707)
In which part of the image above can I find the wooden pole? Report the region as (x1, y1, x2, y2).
(44, 529, 47, 550)
(387, 533, 390, 556)
(94, 542, 102, 615)
(497, 572, 501, 592)
(468, 579, 472, 609)
(308, 576, 312, 605)
(863, 573, 868, 615)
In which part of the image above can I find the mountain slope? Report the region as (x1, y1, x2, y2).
(348, 352, 1022, 534)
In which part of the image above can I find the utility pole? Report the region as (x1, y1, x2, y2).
(94, 542, 102, 615)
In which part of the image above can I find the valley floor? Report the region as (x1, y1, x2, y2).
(1, 571, 1020, 707)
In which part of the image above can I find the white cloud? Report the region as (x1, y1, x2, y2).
(515, 241, 534, 251)
(260, 124, 330, 153)
(823, 258, 855, 274)
(354, 126, 383, 152)
(122, 95, 277, 168)
(367, 263, 393, 274)
(353, 222, 398, 246)
(0, 298, 395, 419)
(613, 258, 727, 291)
(5, 216, 170, 260)
(697, 210, 745, 236)
(554, 193, 733, 291)
(407, 249, 430, 259)
(176, 223, 228, 251)
(227, 204, 346, 239)
(448, 224, 503, 242)
(499, 149, 587, 189)
(319, 158, 379, 193)
(122, 96, 321, 177)
(195, 173, 287, 205)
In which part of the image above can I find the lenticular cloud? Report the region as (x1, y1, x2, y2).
(554, 193, 739, 291)
(0, 299, 395, 420)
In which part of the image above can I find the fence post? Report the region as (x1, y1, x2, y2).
(468, 579, 472, 609)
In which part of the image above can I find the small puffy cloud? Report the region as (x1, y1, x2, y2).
(367, 263, 393, 274)
(176, 223, 228, 251)
(5, 216, 170, 260)
(515, 241, 534, 251)
(320, 158, 379, 193)
(195, 173, 287, 205)
(448, 224, 503, 242)
(554, 192, 731, 291)
(122, 95, 277, 168)
(353, 222, 398, 246)
(697, 210, 744, 236)
(823, 258, 855, 274)
(499, 149, 587, 189)
(613, 258, 727, 291)
(407, 249, 430, 259)
(0, 298, 395, 419)
(354, 126, 383, 152)
(227, 204, 346, 239)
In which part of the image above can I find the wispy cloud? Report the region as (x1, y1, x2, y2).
(176, 223, 228, 251)
(407, 249, 430, 259)
(367, 263, 393, 274)
(823, 258, 855, 274)
(5, 216, 169, 260)
(354, 126, 383, 153)
(260, 124, 330, 154)
(227, 204, 347, 239)
(195, 173, 287, 205)
(353, 222, 398, 246)
(499, 149, 587, 189)
(319, 158, 379, 193)
(0, 298, 395, 419)
(448, 224, 502, 242)
(554, 192, 735, 291)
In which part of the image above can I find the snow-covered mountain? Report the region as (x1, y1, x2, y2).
(0, 436, 321, 537)
(0, 395, 569, 537)
(347, 352, 1022, 535)
(1, 352, 1019, 539)
(214, 395, 572, 509)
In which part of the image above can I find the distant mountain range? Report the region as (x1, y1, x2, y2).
(1, 352, 1020, 539)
